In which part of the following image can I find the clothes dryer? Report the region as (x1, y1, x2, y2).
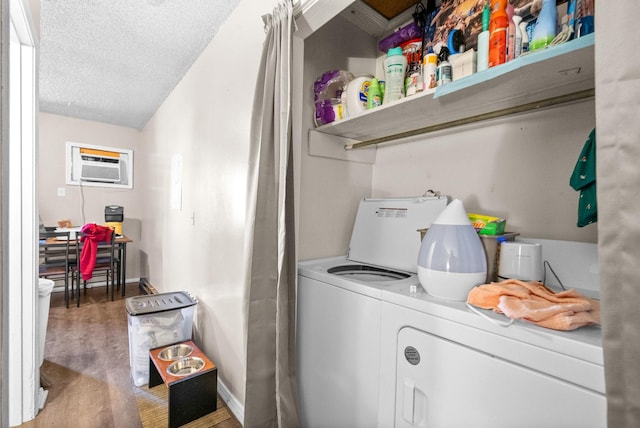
(376, 283, 605, 427)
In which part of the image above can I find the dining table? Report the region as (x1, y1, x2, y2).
(40, 234, 133, 297)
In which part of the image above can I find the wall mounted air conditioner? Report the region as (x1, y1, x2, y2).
(79, 147, 121, 183)
(66, 142, 133, 189)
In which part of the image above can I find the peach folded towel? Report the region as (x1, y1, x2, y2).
(467, 279, 600, 331)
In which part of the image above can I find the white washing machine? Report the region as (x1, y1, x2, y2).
(297, 196, 448, 428)
(298, 197, 605, 428)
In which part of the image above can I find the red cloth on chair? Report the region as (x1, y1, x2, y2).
(80, 223, 113, 281)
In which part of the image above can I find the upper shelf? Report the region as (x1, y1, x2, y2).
(312, 34, 595, 148)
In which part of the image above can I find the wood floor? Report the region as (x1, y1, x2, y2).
(19, 283, 242, 428)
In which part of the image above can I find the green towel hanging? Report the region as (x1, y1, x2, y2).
(570, 128, 597, 227)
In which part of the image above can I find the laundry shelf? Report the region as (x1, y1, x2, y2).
(310, 33, 595, 149)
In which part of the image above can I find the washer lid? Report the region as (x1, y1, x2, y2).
(348, 196, 448, 273)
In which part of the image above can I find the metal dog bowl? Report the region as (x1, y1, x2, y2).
(167, 357, 205, 377)
(158, 343, 193, 361)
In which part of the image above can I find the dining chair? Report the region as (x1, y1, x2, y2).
(71, 231, 120, 307)
(39, 230, 73, 307)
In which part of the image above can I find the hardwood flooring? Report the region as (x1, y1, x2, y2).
(19, 283, 242, 428)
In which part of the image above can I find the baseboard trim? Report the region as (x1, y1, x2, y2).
(218, 378, 244, 426)
(51, 277, 142, 294)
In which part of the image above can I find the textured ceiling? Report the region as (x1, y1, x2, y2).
(39, 0, 242, 129)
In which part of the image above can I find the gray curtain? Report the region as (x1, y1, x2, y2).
(596, 1, 640, 426)
(243, 1, 299, 427)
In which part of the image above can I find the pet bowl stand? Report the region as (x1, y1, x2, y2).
(149, 339, 218, 428)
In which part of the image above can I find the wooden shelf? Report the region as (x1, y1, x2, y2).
(311, 34, 595, 149)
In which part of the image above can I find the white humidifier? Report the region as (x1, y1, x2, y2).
(417, 199, 487, 301)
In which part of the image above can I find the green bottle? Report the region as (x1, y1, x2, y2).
(366, 77, 382, 109)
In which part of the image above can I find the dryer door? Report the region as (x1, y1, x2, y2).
(395, 326, 605, 427)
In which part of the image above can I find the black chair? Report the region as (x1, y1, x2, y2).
(39, 231, 73, 307)
(71, 231, 120, 307)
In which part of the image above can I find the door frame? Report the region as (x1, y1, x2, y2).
(4, 0, 38, 425)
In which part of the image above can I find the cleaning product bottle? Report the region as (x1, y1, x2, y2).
(512, 15, 523, 59)
(488, 0, 508, 67)
(530, 0, 557, 51)
(423, 50, 438, 89)
(345, 74, 373, 117)
(366, 77, 382, 110)
(476, 2, 491, 72)
(506, 2, 515, 61)
(519, 20, 529, 53)
(566, 0, 576, 39)
(383, 47, 407, 103)
(436, 46, 452, 86)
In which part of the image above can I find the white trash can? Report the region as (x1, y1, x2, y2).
(126, 291, 197, 386)
(38, 278, 55, 367)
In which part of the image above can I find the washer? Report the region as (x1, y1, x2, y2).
(297, 196, 448, 428)
(297, 197, 605, 427)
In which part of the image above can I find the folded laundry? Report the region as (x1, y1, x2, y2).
(467, 279, 600, 331)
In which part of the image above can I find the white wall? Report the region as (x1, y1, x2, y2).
(138, 0, 280, 414)
(372, 99, 597, 243)
(297, 13, 379, 261)
(38, 113, 143, 280)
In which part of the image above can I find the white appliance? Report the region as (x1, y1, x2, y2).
(66, 142, 134, 188)
(297, 196, 448, 428)
(379, 285, 605, 427)
(498, 241, 544, 281)
(298, 197, 605, 427)
(77, 147, 121, 183)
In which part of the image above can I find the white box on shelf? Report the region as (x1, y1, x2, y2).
(450, 49, 477, 81)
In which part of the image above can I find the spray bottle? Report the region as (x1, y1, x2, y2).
(488, 0, 508, 67)
(436, 46, 452, 86)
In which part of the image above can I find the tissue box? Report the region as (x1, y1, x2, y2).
(450, 50, 477, 81)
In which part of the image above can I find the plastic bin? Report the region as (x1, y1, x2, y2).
(38, 278, 55, 367)
(126, 291, 197, 386)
